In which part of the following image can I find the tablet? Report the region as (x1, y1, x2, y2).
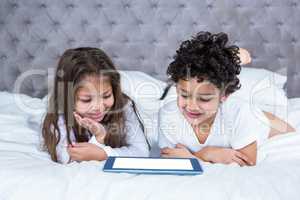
(103, 157, 203, 175)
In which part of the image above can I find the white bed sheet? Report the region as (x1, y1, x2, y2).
(0, 147, 300, 200)
(0, 93, 300, 200)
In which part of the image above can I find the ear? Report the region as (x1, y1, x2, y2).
(220, 95, 228, 103)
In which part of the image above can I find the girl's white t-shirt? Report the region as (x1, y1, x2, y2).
(158, 97, 270, 153)
(55, 102, 149, 164)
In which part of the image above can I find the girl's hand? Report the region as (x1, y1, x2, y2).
(73, 112, 106, 143)
(238, 48, 252, 65)
(67, 142, 108, 161)
(195, 146, 253, 166)
(161, 144, 195, 158)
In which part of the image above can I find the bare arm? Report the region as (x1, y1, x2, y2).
(193, 146, 253, 166)
(236, 141, 257, 166)
(264, 111, 295, 138)
(67, 143, 108, 161)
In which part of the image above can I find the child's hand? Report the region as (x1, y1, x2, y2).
(196, 146, 253, 166)
(67, 142, 108, 161)
(161, 144, 195, 158)
(238, 48, 252, 65)
(73, 112, 106, 143)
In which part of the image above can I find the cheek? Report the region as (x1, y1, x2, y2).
(104, 96, 115, 109)
(177, 96, 187, 108)
(75, 102, 90, 113)
(202, 101, 220, 113)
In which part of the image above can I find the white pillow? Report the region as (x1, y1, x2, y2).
(231, 67, 287, 106)
(119, 71, 166, 145)
(0, 113, 40, 145)
(239, 67, 286, 88)
(120, 70, 166, 104)
(0, 91, 45, 117)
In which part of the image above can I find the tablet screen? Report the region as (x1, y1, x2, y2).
(112, 157, 193, 170)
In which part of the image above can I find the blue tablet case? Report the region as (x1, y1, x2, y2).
(103, 156, 203, 175)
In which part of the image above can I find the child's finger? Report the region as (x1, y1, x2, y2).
(163, 153, 178, 158)
(70, 154, 80, 161)
(82, 118, 93, 129)
(232, 156, 247, 167)
(86, 118, 101, 128)
(176, 143, 186, 149)
(67, 147, 77, 155)
(66, 144, 73, 148)
(73, 112, 83, 126)
(85, 118, 96, 124)
(74, 113, 91, 129)
(86, 119, 98, 130)
(161, 153, 172, 158)
(86, 119, 106, 136)
(72, 142, 89, 148)
(235, 151, 253, 166)
(69, 149, 84, 159)
(67, 147, 71, 154)
(161, 148, 172, 154)
(67, 145, 82, 159)
(76, 118, 91, 130)
(73, 112, 81, 119)
(74, 115, 80, 124)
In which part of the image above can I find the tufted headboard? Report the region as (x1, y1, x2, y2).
(0, 0, 299, 98)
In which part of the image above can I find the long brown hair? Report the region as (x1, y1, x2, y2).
(42, 47, 144, 162)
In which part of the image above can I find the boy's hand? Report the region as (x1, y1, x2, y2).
(161, 144, 195, 158)
(195, 146, 253, 166)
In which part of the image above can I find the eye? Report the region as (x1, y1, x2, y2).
(79, 98, 91, 103)
(180, 94, 189, 99)
(103, 94, 112, 99)
(197, 98, 212, 102)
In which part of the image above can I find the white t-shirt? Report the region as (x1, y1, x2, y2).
(55, 102, 149, 164)
(158, 97, 270, 153)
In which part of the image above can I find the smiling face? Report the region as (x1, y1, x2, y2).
(74, 75, 114, 122)
(176, 78, 225, 126)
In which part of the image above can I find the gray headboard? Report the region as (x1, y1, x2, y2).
(0, 0, 299, 98)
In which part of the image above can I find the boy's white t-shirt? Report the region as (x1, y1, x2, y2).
(158, 97, 270, 153)
(55, 102, 149, 164)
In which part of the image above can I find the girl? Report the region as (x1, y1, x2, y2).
(158, 32, 295, 166)
(42, 47, 149, 164)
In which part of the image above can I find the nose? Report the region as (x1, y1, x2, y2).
(91, 99, 105, 112)
(186, 98, 199, 112)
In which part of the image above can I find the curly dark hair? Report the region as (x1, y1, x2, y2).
(161, 31, 241, 99)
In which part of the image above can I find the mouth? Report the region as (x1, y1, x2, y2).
(184, 110, 204, 119)
(87, 112, 104, 121)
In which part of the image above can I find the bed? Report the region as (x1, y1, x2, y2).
(0, 0, 300, 200)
